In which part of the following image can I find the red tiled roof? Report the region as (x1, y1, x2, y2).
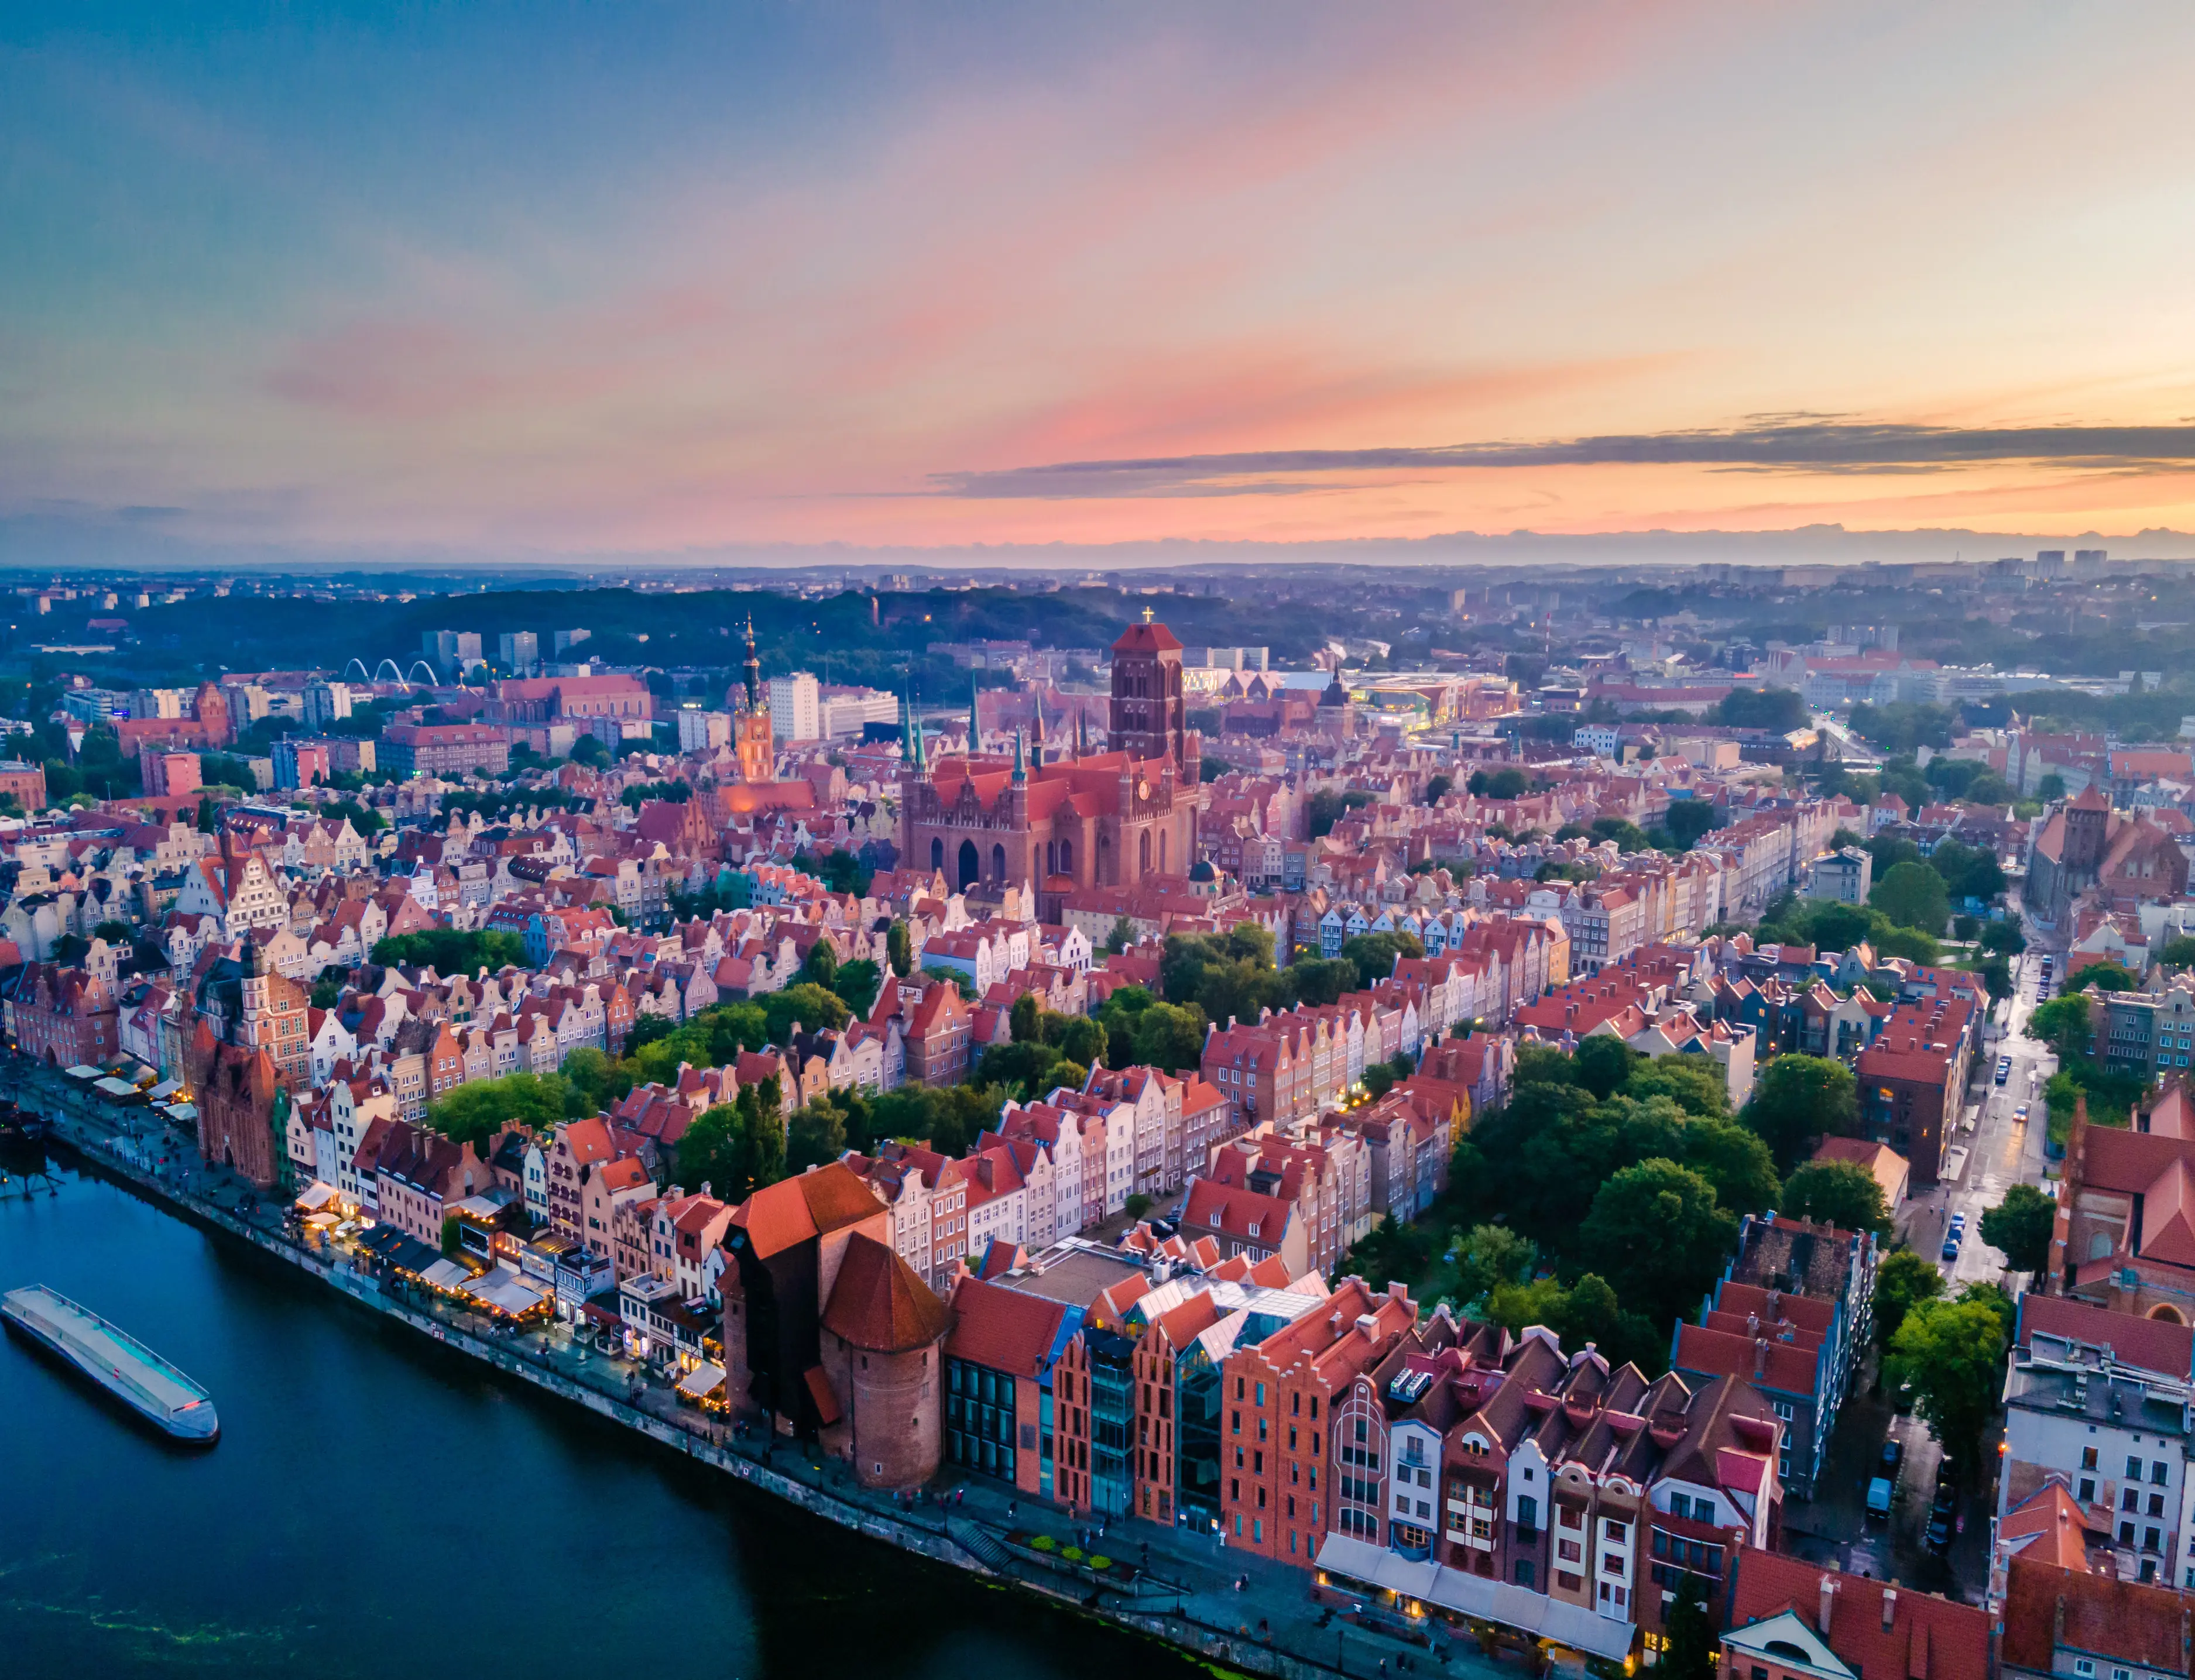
(946, 1277, 1066, 1377)
(1729, 1547, 1990, 1680)
(822, 1232, 949, 1353)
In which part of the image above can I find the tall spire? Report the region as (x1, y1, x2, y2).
(1031, 693, 1046, 763)
(741, 615, 762, 713)
(1011, 726, 1026, 784)
(969, 677, 982, 757)
(1076, 704, 1090, 757)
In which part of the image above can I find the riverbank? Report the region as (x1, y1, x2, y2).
(13, 1061, 1483, 1680)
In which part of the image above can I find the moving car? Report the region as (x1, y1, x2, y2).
(2015, 1103, 2031, 1123)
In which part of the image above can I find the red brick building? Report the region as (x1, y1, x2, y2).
(6, 963, 118, 1066)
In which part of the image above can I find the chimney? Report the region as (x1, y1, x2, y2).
(1818, 1574, 1835, 1637)
(1754, 1337, 1768, 1376)
(1881, 1587, 1897, 1633)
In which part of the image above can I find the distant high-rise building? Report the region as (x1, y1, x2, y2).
(2035, 549, 2067, 580)
(2074, 548, 2110, 570)
(499, 631, 540, 673)
(421, 630, 482, 672)
(767, 671, 822, 741)
(554, 628, 592, 655)
(678, 709, 731, 752)
(303, 679, 354, 730)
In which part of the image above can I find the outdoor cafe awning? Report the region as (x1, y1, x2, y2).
(419, 1258, 476, 1292)
(294, 1182, 339, 1211)
(677, 1362, 727, 1400)
(1313, 1535, 1635, 1662)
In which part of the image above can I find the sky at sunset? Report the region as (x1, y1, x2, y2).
(9, 3, 2195, 563)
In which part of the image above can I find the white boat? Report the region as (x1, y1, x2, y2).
(2, 1284, 219, 1442)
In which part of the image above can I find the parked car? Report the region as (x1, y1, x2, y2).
(1866, 1477, 1895, 1519)
(1925, 1514, 1954, 1551)
(1996, 1057, 2013, 1085)
(1942, 1235, 1962, 1262)
(1950, 1211, 1967, 1234)
(1880, 1438, 1905, 1479)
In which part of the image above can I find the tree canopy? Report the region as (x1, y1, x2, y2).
(1980, 1183, 2056, 1274)
(1888, 1293, 2009, 1468)
(1870, 860, 1952, 936)
(373, 928, 529, 974)
(1742, 1054, 1858, 1172)
(1778, 1159, 1891, 1236)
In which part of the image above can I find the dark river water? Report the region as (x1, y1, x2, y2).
(0, 1153, 1212, 1679)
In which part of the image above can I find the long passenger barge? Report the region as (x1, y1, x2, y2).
(2, 1283, 220, 1442)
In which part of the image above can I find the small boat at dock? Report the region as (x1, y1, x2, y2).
(2, 1284, 219, 1442)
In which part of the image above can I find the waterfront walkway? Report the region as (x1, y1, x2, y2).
(9, 1056, 1508, 1680)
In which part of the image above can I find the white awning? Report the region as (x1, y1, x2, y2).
(677, 1362, 726, 1399)
(463, 1265, 547, 1316)
(149, 1078, 185, 1101)
(1313, 1535, 1635, 1662)
(419, 1258, 475, 1291)
(294, 1181, 339, 1211)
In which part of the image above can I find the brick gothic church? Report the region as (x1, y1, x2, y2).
(900, 615, 1200, 916)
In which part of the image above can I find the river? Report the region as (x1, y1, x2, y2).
(0, 1152, 1215, 1679)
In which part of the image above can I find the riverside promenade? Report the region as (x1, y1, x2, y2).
(9, 1056, 1501, 1680)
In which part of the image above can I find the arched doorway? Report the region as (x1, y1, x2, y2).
(957, 839, 979, 892)
(2150, 1304, 2188, 1324)
(931, 837, 944, 873)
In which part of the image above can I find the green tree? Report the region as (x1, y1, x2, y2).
(1871, 860, 1952, 935)
(2158, 935, 2195, 969)
(2037, 772, 2066, 801)
(1778, 1159, 1891, 1236)
(1577, 1158, 1737, 1328)
(886, 920, 913, 976)
(1452, 1223, 1538, 1305)
(678, 1083, 786, 1202)
(1660, 1571, 1719, 1680)
(441, 1214, 462, 1259)
(829, 957, 883, 1018)
(1050, 1014, 1107, 1069)
(1888, 1296, 2009, 1466)
(1873, 1247, 1944, 1351)
(1124, 1193, 1153, 1222)
(1572, 1035, 1638, 1100)
(1662, 799, 1718, 848)
(787, 1097, 850, 1173)
(1423, 774, 1452, 804)
(1680, 1120, 1782, 1217)
(1467, 767, 1529, 801)
(2029, 995, 2094, 1060)
(2081, 961, 2140, 993)
(559, 1046, 633, 1113)
(763, 982, 852, 1044)
(427, 1072, 574, 1145)
(1105, 913, 1135, 955)
(1625, 1056, 1731, 1118)
(1978, 916, 2028, 957)
(308, 966, 347, 1010)
(1131, 1001, 1208, 1074)
(1714, 688, 1810, 733)
(1590, 816, 1651, 853)
(1339, 930, 1425, 989)
(1742, 1054, 1858, 1171)
(372, 928, 530, 974)
(1980, 1183, 2057, 1273)
(800, 938, 839, 991)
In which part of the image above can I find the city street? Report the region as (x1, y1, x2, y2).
(1786, 939, 2054, 1601)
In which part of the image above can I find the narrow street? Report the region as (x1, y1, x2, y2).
(1785, 938, 2054, 1602)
